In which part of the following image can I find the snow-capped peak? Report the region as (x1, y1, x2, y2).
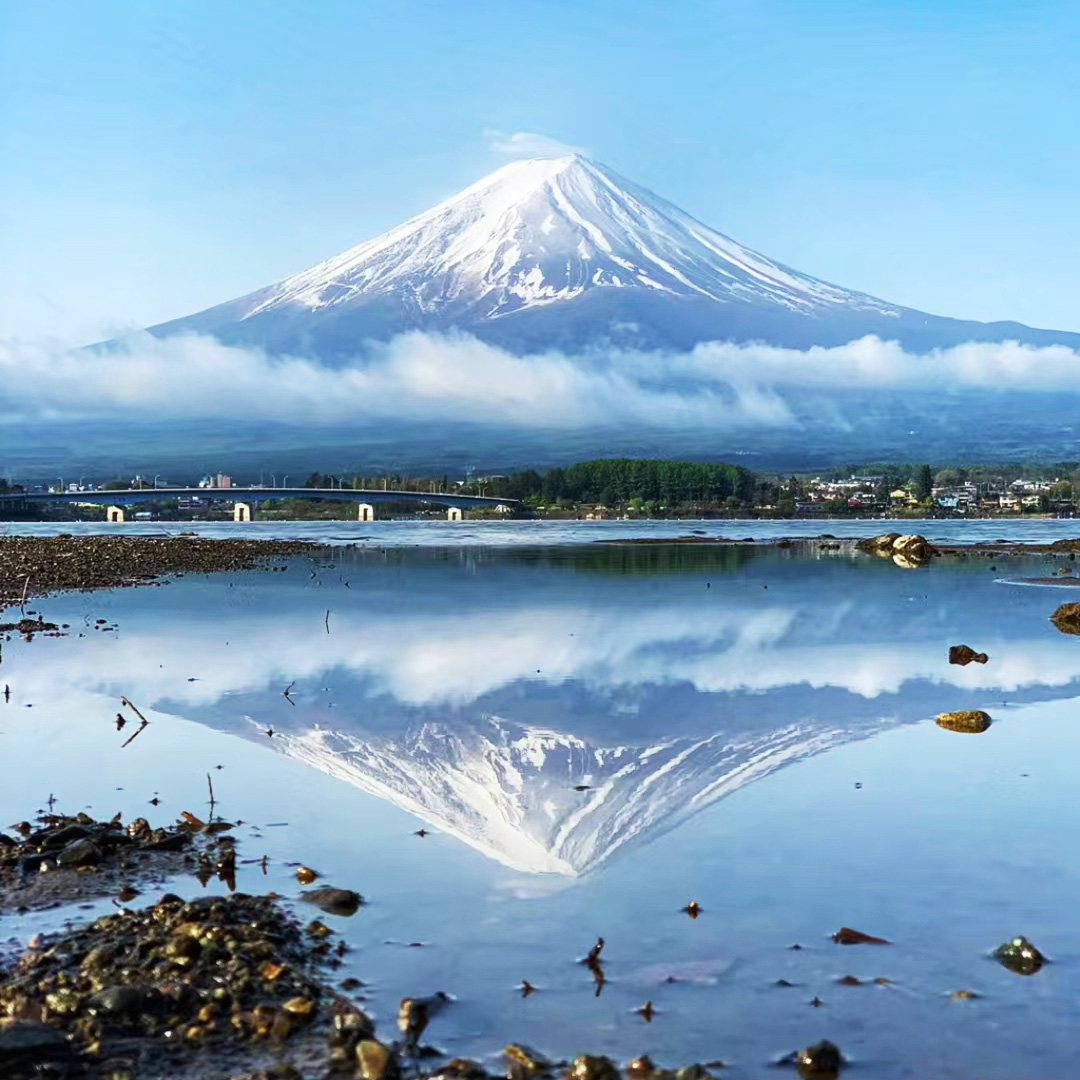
(237, 154, 899, 324)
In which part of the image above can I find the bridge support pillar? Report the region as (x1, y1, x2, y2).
(358, 503, 375, 522)
(106, 506, 125, 523)
(234, 502, 252, 523)
(447, 506, 463, 521)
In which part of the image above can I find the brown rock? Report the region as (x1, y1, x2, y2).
(832, 926, 889, 945)
(1051, 602, 1080, 635)
(936, 710, 992, 733)
(949, 644, 989, 666)
(357, 1038, 399, 1080)
(301, 886, 363, 917)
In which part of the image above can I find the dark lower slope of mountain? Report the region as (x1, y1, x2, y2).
(5, 389, 1078, 477)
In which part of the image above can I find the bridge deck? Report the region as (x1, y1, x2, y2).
(0, 487, 516, 509)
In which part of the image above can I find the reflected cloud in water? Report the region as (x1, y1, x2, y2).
(6, 544, 1077, 875)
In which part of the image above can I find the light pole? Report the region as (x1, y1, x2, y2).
(282, 475, 289, 489)
(153, 474, 161, 489)
(57, 477, 64, 493)
(271, 473, 277, 488)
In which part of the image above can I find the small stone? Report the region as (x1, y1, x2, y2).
(994, 935, 1046, 975)
(950, 989, 978, 1000)
(675, 1068, 714, 1080)
(505, 1043, 553, 1077)
(949, 644, 989, 666)
(301, 886, 363, 917)
(306, 919, 332, 938)
(626, 1056, 656, 1079)
(165, 934, 202, 964)
(296, 865, 319, 885)
(936, 710, 992, 734)
(89, 986, 146, 1017)
(795, 1040, 843, 1079)
(831, 926, 889, 945)
(566, 1056, 619, 1080)
(44, 989, 82, 1015)
(283, 996, 316, 1020)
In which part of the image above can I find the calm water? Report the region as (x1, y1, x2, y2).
(4, 537, 1080, 1076)
(3, 515, 1080, 546)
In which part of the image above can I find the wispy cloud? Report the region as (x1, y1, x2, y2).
(483, 130, 588, 159)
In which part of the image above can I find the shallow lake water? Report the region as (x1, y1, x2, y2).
(4, 536, 1080, 1076)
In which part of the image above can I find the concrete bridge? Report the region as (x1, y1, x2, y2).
(0, 487, 517, 523)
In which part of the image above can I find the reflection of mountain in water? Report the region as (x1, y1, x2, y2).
(95, 544, 1080, 878)
(263, 712, 863, 876)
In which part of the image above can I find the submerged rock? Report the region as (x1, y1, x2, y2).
(949, 644, 989, 666)
(1051, 602, 1080, 635)
(506, 1043, 554, 1078)
(936, 710, 992, 734)
(831, 926, 889, 945)
(301, 886, 363, 917)
(994, 935, 1046, 975)
(795, 1040, 843, 1079)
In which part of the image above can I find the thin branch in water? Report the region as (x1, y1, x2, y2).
(120, 696, 149, 725)
(19, 575, 30, 613)
(325, 609, 331, 634)
(120, 719, 149, 748)
(207, 772, 216, 816)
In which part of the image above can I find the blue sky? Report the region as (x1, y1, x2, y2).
(3, 0, 1079, 344)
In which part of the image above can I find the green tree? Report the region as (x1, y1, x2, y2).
(913, 464, 934, 501)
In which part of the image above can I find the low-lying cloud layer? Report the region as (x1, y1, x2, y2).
(1, 330, 1079, 429)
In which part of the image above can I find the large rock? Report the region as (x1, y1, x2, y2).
(857, 533, 938, 568)
(0, 1019, 70, 1062)
(1051, 602, 1080, 635)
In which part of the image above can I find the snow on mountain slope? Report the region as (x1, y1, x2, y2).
(262, 714, 858, 876)
(147, 153, 1080, 357)
(236, 155, 898, 323)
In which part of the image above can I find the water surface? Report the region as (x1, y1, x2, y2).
(2, 540, 1080, 1077)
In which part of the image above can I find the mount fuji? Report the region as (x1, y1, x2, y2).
(149, 154, 1080, 358)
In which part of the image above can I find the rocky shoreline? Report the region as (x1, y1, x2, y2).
(0, 803, 761, 1080)
(0, 536, 315, 605)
